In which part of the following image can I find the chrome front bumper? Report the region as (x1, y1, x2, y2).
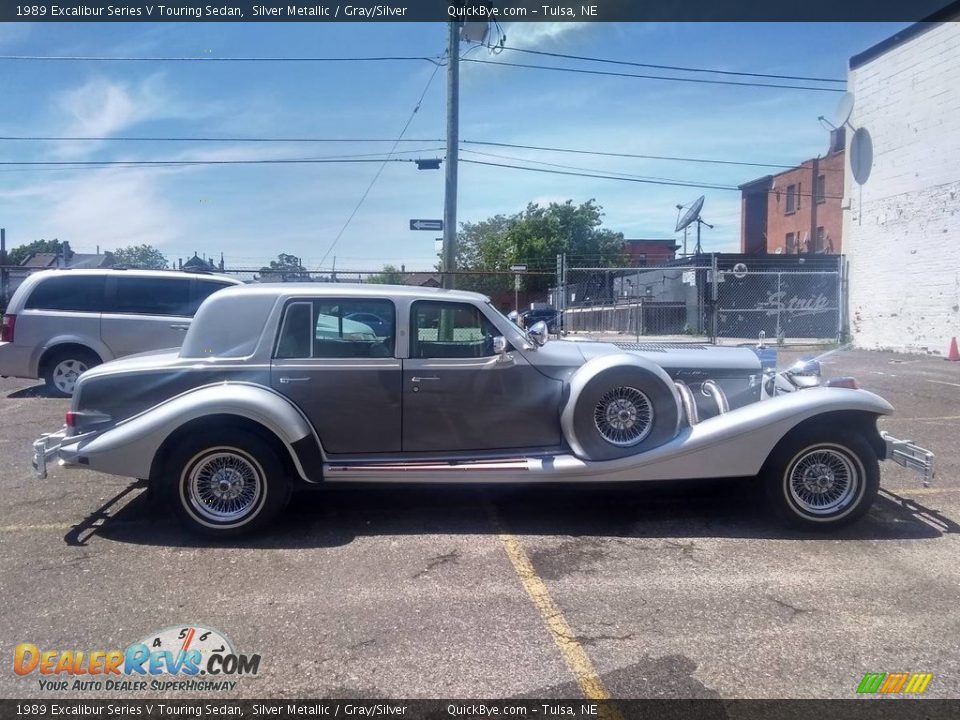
(881, 431, 935, 487)
(32, 428, 94, 479)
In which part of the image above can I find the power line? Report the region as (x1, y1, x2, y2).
(317, 51, 447, 270)
(499, 46, 845, 84)
(0, 135, 839, 173)
(0, 54, 446, 65)
(462, 58, 846, 93)
(461, 140, 843, 172)
(460, 157, 843, 199)
(0, 157, 424, 167)
(458, 148, 737, 190)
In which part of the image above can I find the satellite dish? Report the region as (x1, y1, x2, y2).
(850, 127, 873, 185)
(833, 92, 855, 129)
(675, 195, 705, 232)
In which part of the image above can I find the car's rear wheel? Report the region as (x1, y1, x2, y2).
(763, 427, 879, 529)
(43, 347, 100, 397)
(160, 429, 291, 537)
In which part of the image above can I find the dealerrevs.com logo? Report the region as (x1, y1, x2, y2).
(13, 625, 261, 692)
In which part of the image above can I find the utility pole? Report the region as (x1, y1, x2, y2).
(442, 20, 460, 289)
(810, 156, 820, 253)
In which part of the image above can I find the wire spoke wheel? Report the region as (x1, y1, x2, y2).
(786, 446, 860, 515)
(186, 450, 263, 523)
(52, 359, 88, 395)
(593, 386, 654, 447)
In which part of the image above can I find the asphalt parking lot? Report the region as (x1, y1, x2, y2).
(1, 347, 958, 700)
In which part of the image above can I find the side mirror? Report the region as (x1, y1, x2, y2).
(528, 321, 549, 347)
(493, 335, 509, 359)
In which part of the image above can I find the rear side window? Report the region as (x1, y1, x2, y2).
(25, 275, 105, 313)
(112, 277, 192, 316)
(274, 299, 395, 359)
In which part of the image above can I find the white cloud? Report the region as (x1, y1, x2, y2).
(502, 22, 591, 49)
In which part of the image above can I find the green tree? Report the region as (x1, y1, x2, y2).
(456, 200, 626, 294)
(257, 253, 308, 282)
(6, 239, 62, 266)
(367, 264, 405, 285)
(109, 244, 169, 270)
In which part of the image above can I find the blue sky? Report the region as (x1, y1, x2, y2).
(0, 21, 906, 270)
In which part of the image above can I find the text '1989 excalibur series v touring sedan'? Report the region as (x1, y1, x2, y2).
(33, 284, 934, 537)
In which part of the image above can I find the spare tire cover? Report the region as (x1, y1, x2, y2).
(561, 353, 681, 461)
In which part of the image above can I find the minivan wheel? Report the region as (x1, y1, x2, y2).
(763, 427, 879, 529)
(160, 429, 291, 537)
(43, 348, 100, 397)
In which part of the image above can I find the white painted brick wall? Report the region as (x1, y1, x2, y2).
(845, 23, 960, 355)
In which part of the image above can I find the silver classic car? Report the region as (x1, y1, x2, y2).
(33, 284, 934, 537)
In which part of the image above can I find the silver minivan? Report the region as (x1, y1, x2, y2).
(0, 269, 242, 396)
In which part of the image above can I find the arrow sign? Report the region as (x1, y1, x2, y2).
(509, 264, 527, 272)
(410, 219, 443, 231)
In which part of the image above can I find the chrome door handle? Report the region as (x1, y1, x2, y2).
(170, 324, 190, 331)
(279, 376, 311, 384)
(411, 376, 439, 382)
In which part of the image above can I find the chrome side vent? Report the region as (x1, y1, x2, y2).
(702, 380, 730, 415)
(674, 380, 699, 426)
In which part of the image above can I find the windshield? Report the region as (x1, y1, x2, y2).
(485, 301, 534, 347)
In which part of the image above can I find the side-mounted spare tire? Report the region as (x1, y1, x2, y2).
(561, 354, 682, 461)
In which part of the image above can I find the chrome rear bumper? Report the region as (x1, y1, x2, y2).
(32, 428, 94, 479)
(881, 431, 935, 487)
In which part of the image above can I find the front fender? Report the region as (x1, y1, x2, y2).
(62, 383, 317, 481)
(549, 386, 894, 482)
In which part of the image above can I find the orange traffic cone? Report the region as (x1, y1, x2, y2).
(949, 337, 960, 361)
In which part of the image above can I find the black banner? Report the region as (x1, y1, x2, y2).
(1, 0, 958, 23)
(3, 699, 960, 719)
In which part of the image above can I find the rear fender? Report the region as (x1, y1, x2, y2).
(62, 383, 321, 482)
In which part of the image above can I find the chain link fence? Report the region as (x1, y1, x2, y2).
(555, 254, 844, 346)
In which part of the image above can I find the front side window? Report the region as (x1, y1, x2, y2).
(25, 275, 105, 313)
(411, 301, 498, 359)
(113, 277, 192, 316)
(274, 298, 395, 359)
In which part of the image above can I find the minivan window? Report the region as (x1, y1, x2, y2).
(113, 277, 192, 317)
(187, 279, 235, 316)
(24, 275, 105, 313)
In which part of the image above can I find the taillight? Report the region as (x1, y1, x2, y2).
(0, 314, 14, 343)
(65, 411, 76, 428)
(826, 376, 860, 389)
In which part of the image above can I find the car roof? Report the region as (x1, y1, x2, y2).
(212, 282, 490, 303)
(24, 268, 241, 283)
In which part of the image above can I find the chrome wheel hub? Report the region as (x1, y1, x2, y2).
(788, 447, 859, 514)
(593, 386, 653, 447)
(187, 451, 262, 522)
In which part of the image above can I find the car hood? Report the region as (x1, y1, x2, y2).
(526, 339, 763, 381)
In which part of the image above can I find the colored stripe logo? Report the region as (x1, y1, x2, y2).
(857, 672, 933, 694)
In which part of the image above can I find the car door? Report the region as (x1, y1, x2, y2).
(100, 276, 194, 357)
(270, 297, 402, 455)
(403, 300, 563, 453)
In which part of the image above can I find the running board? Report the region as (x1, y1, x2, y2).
(324, 456, 544, 483)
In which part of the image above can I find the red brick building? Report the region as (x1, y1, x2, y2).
(739, 129, 845, 255)
(624, 238, 680, 266)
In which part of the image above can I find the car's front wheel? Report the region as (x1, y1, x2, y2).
(160, 429, 291, 537)
(763, 427, 879, 529)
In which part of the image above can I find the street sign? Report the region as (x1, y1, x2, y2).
(409, 219, 443, 231)
(509, 264, 527, 272)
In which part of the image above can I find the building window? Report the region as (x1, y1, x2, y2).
(815, 175, 826, 204)
(816, 226, 825, 251)
(785, 184, 797, 214)
(785, 232, 796, 253)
